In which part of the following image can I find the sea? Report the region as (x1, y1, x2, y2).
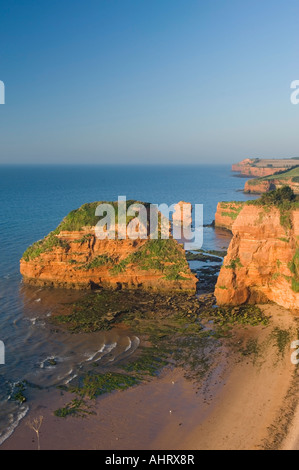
(0, 164, 256, 444)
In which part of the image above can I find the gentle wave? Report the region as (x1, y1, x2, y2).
(124, 338, 132, 352)
(94, 342, 117, 362)
(84, 343, 105, 362)
(0, 405, 29, 446)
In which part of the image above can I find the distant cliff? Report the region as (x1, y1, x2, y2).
(244, 166, 299, 194)
(215, 191, 299, 310)
(232, 158, 299, 178)
(20, 201, 197, 293)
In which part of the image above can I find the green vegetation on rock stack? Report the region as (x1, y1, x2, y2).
(247, 185, 298, 205)
(289, 248, 299, 293)
(71, 238, 190, 280)
(21, 201, 191, 284)
(22, 233, 70, 262)
(247, 187, 299, 293)
(22, 200, 151, 261)
(111, 239, 190, 280)
(57, 200, 148, 232)
(247, 186, 299, 231)
(219, 201, 244, 220)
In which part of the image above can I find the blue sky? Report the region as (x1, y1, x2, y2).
(0, 0, 298, 164)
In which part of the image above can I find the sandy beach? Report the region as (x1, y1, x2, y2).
(2, 303, 298, 451)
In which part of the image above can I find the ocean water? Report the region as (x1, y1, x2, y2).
(0, 164, 255, 443)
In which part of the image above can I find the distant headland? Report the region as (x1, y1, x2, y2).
(232, 157, 299, 177)
(232, 158, 299, 194)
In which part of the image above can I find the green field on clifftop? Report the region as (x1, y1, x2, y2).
(247, 166, 299, 186)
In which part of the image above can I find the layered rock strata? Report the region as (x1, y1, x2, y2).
(215, 204, 299, 310)
(20, 202, 197, 292)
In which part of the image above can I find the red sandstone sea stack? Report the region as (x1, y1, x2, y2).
(215, 202, 299, 310)
(20, 201, 197, 293)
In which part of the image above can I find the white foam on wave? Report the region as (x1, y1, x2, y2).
(125, 336, 140, 353)
(39, 356, 58, 369)
(0, 404, 29, 446)
(119, 336, 140, 357)
(84, 343, 105, 362)
(124, 338, 132, 352)
(102, 342, 117, 354)
(28, 316, 46, 328)
(124, 336, 140, 356)
(95, 342, 117, 362)
(64, 372, 78, 385)
(131, 336, 140, 350)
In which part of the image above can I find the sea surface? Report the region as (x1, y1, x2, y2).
(0, 164, 256, 444)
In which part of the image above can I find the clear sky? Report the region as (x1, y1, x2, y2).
(0, 0, 298, 164)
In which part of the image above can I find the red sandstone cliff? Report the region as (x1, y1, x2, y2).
(232, 158, 298, 178)
(215, 204, 299, 310)
(214, 201, 245, 231)
(244, 177, 299, 194)
(234, 166, 283, 177)
(20, 229, 197, 293)
(231, 158, 256, 173)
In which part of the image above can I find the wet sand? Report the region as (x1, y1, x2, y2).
(2, 304, 299, 451)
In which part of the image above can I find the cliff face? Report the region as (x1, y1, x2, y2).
(232, 158, 299, 178)
(232, 159, 255, 173)
(232, 165, 282, 177)
(214, 201, 245, 231)
(215, 204, 299, 310)
(20, 202, 197, 292)
(243, 167, 282, 177)
(244, 180, 273, 194)
(245, 177, 299, 194)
